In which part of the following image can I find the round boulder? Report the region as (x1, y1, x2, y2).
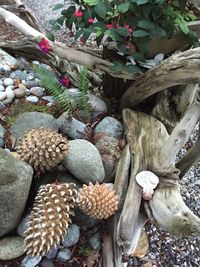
(0, 236, 24, 260)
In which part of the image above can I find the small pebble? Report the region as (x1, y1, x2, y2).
(5, 85, 14, 91)
(89, 232, 102, 250)
(26, 96, 39, 103)
(21, 255, 42, 267)
(45, 246, 58, 259)
(62, 224, 80, 247)
(0, 92, 7, 101)
(6, 89, 15, 100)
(40, 259, 55, 267)
(30, 86, 44, 97)
(3, 78, 14, 86)
(0, 85, 4, 91)
(2, 98, 13, 105)
(0, 102, 6, 110)
(10, 70, 28, 80)
(14, 88, 26, 98)
(57, 248, 71, 262)
(25, 81, 39, 89)
(42, 96, 54, 102)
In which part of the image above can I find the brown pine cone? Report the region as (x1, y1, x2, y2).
(76, 182, 119, 219)
(16, 128, 68, 174)
(24, 183, 77, 257)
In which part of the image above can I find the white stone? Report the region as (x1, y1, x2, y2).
(0, 85, 4, 92)
(3, 78, 14, 86)
(6, 89, 15, 100)
(26, 96, 39, 103)
(5, 85, 14, 91)
(0, 92, 7, 101)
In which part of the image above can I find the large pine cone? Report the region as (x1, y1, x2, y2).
(76, 182, 119, 219)
(24, 183, 77, 257)
(16, 128, 68, 173)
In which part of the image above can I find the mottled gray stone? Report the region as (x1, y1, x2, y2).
(25, 80, 39, 89)
(57, 248, 71, 262)
(63, 139, 105, 184)
(10, 112, 58, 145)
(10, 70, 28, 80)
(21, 255, 42, 267)
(62, 224, 80, 247)
(45, 246, 58, 259)
(57, 113, 86, 139)
(0, 149, 33, 236)
(0, 236, 24, 260)
(40, 259, 55, 267)
(95, 116, 123, 140)
(88, 92, 107, 115)
(25, 95, 39, 103)
(89, 232, 102, 250)
(30, 87, 44, 97)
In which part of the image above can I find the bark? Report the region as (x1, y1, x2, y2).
(121, 48, 200, 109)
(176, 130, 200, 178)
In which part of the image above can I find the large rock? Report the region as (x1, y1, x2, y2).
(0, 149, 33, 236)
(63, 140, 105, 184)
(10, 112, 58, 144)
(0, 236, 25, 260)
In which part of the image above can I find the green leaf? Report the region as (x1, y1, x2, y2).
(96, 34, 104, 46)
(115, 28, 129, 37)
(138, 19, 155, 29)
(45, 32, 55, 41)
(75, 29, 84, 40)
(132, 30, 149, 37)
(179, 21, 189, 34)
(135, 0, 148, 5)
(52, 3, 64, 11)
(83, 30, 91, 42)
(125, 65, 141, 74)
(117, 2, 130, 13)
(83, 0, 100, 5)
(94, 2, 107, 18)
(105, 29, 117, 41)
(132, 52, 146, 62)
(110, 61, 124, 72)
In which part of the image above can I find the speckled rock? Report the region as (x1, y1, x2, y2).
(95, 116, 123, 140)
(57, 113, 86, 139)
(57, 249, 71, 262)
(10, 70, 28, 80)
(0, 149, 33, 236)
(21, 255, 42, 267)
(0, 236, 24, 260)
(63, 139, 105, 184)
(10, 112, 58, 145)
(30, 86, 44, 97)
(25, 95, 39, 103)
(62, 224, 80, 247)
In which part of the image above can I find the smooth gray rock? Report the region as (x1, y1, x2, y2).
(0, 148, 33, 236)
(0, 123, 5, 138)
(30, 87, 44, 97)
(0, 236, 24, 260)
(40, 259, 55, 267)
(0, 49, 18, 70)
(62, 224, 80, 247)
(57, 113, 86, 139)
(21, 255, 42, 267)
(25, 80, 39, 89)
(0, 138, 4, 148)
(63, 139, 105, 183)
(10, 112, 58, 145)
(89, 232, 102, 250)
(25, 95, 39, 103)
(10, 70, 28, 80)
(46, 246, 58, 259)
(3, 78, 14, 86)
(57, 248, 71, 262)
(17, 215, 30, 238)
(73, 208, 100, 227)
(88, 92, 107, 115)
(95, 116, 123, 140)
(42, 96, 54, 102)
(2, 98, 13, 105)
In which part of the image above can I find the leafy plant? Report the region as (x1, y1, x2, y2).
(33, 65, 73, 113)
(50, 0, 197, 73)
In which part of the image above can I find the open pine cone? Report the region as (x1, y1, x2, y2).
(76, 182, 119, 219)
(24, 183, 77, 257)
(16, 128, 68, 173)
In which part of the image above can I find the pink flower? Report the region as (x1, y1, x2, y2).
(80, 36, 84, 44)
(60, 76, 71, 87)
(88, 18, 94, 24)
(106, 24, 114, 29)
(38, 38, 52, 54)
(74, 9, 83, 17)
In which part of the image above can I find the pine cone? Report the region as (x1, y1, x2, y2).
(76, 182, 119, 219)
(16, 128, 68, 173)
(24, 183, 77, 257)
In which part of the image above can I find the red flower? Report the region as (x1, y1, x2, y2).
(38, 38, 52, 54)
(106, 24, 114, 29)
(74, 9, 83, 17)
(88, 18, 94, 24)
(80, 36, 84, 44)
(60, 76, 71, 87)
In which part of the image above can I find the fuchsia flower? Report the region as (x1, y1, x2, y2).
(106, 24, 114, 29)
(74, 9, 83, 17)
(80, 36, 84, 44)
(60, 76, 71, 87)
(38, 38, 52, 54)
(88, 18, 95, 24)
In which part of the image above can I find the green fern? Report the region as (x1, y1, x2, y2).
(75, 67, 91, 113)
(33, 65, 73, 113)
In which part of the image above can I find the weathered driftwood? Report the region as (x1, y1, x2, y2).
(115, 109, 200, 261)
(120, 47, 200, 109)
(151, 84, 199, 133)
(176, 130, 200, 178)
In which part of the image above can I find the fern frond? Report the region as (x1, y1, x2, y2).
(33, 65, 73, 113)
